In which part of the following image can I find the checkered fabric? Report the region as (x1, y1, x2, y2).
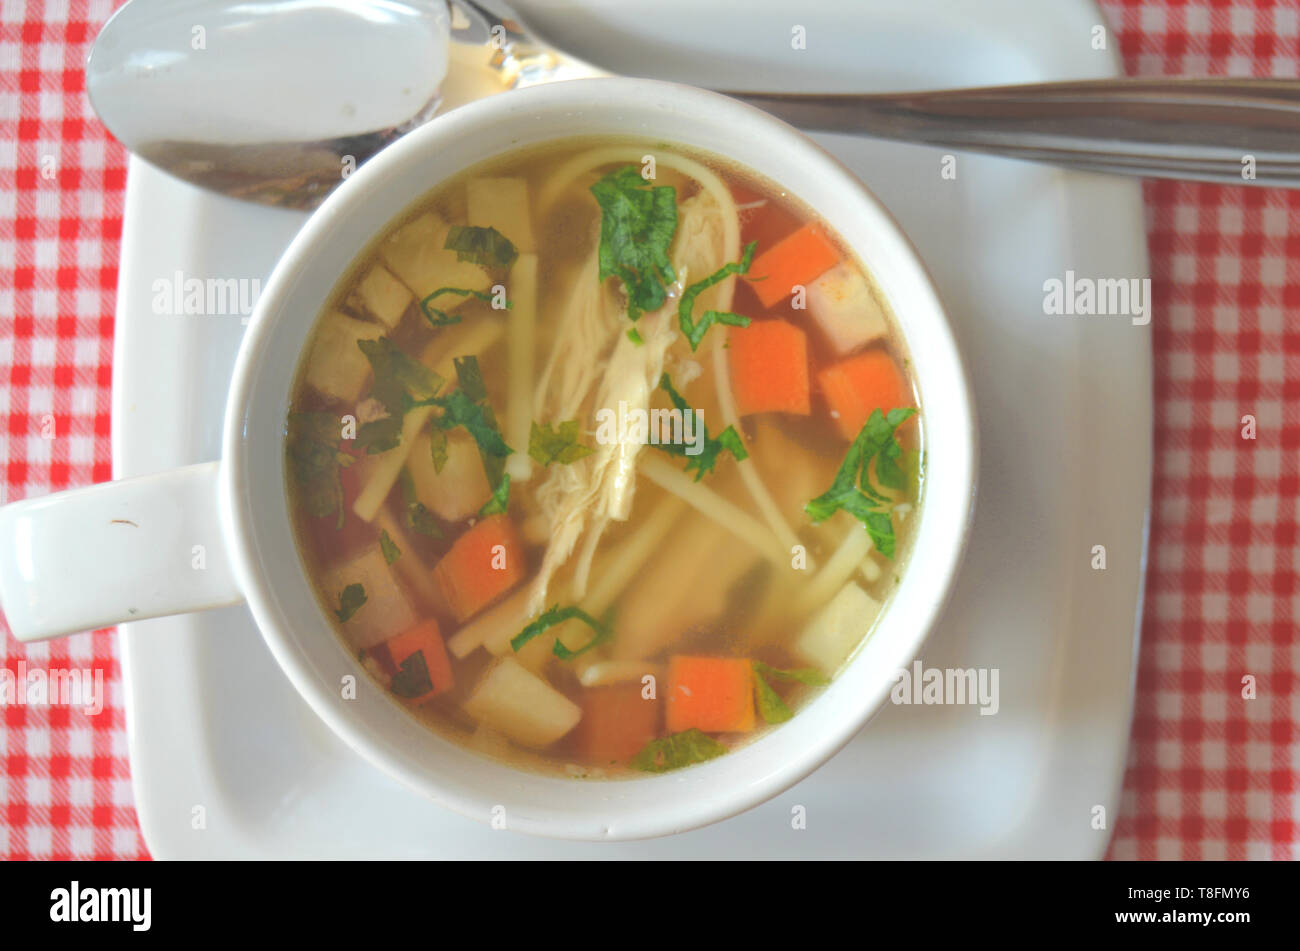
(1101, 0, 1300, 861)
(0, 0, 140, 860)
(0, 0, 1295, 861)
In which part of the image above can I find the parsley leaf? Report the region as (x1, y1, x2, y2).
(334, 583, 367, 623)
(528, 419, 594, 467)
(353, 336, 444, 455)
(753, 661, 830, 686)
(432, 389, 511, 460)
(444, 225, 518, 269)
(452, 354, 488, 403)
(286, 412, 356, 528)
(805, 407, 917, 558)
(479, 472, 511, 516)
(413, 355, 514, 488)
(418, 286, 508, 327)
(590, 165, 677, 321)
(753, 669, 792, 724)
(390, 649, 433, 699)
(428, 427, 449, 473)
(287, 410, 347, 451)
(398, 467, 442, 537)
(357, 336, 443, 416)
(346, 340, 516, 529)
(630, 728, 728, 773)
(752, 660, 829, 725)
(510, 604, 610, 660)
(677, 241, 756, 351)
(379, 529, 401, 564)
(652, 372, 748, 480)
(355, 414, 403, 455)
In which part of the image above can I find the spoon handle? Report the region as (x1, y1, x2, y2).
(727, 78, 1300, 187)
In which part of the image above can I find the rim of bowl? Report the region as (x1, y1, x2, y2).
(220, 77, 978, 841)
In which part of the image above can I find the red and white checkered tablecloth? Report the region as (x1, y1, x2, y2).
(0, 0, 1296, 861)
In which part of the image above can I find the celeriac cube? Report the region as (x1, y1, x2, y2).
(303, 310, 384, 405)
(352, 264, 413, 329)
(794, 581, 882, 674)
(407, 428, 491, 522)
(463, 657, 581, 748)
(380, 212, 491, 301)
(804, 262, 889, 356)
(320, 547, 418, 649)
(467, 177, 535, 252)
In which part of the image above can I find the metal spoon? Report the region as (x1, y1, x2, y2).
(86, 0, 1300, 209)
(86, 0, 462, 209)
(728, 81, 1300, 189)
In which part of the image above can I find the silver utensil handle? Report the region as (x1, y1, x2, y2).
(728, 79, 1300, 187)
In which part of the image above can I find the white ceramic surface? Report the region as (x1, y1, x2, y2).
(0, 463, 238, 637)
(114, 0, 1149, 857)
(4, 77, 975, 839)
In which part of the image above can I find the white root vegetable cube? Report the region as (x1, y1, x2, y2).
(407, 429, 491, 522)
(467, 177, 535, 252)
(352, 265, 413, 329)
(380, 212, 491, 302)
(463, 657, 581, 748)
(320, 547, 418, 650)
(794, 581, 882, 675)
(804, 262, 890, 356)
(303, 310, 384, 405)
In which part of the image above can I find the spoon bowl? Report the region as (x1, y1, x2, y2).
(87, 0, 451, 208)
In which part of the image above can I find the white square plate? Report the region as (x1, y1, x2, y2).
(114, 0, 1148, 858)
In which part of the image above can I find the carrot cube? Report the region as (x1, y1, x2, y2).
(579, 684, 661, 764)
(749, 222, 842, 309)
(817, 349, 912, 441)
(728, 319, 810, 416)
(433, 514, 525, 622)
(666, 656, 755, 734)
(384, 619, 454, 703)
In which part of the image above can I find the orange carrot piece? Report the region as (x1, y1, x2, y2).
(728, 319, 811, 416)
(666, 656, 755, 734)
(384, 618, 454, 703)
(817, 348, 912, 441)
(579, 684, 661, 764)
(433, 514, 526, 622)
(749, 222, 842, 309)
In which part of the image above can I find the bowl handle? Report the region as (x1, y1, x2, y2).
(0, 462, 242, 642)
